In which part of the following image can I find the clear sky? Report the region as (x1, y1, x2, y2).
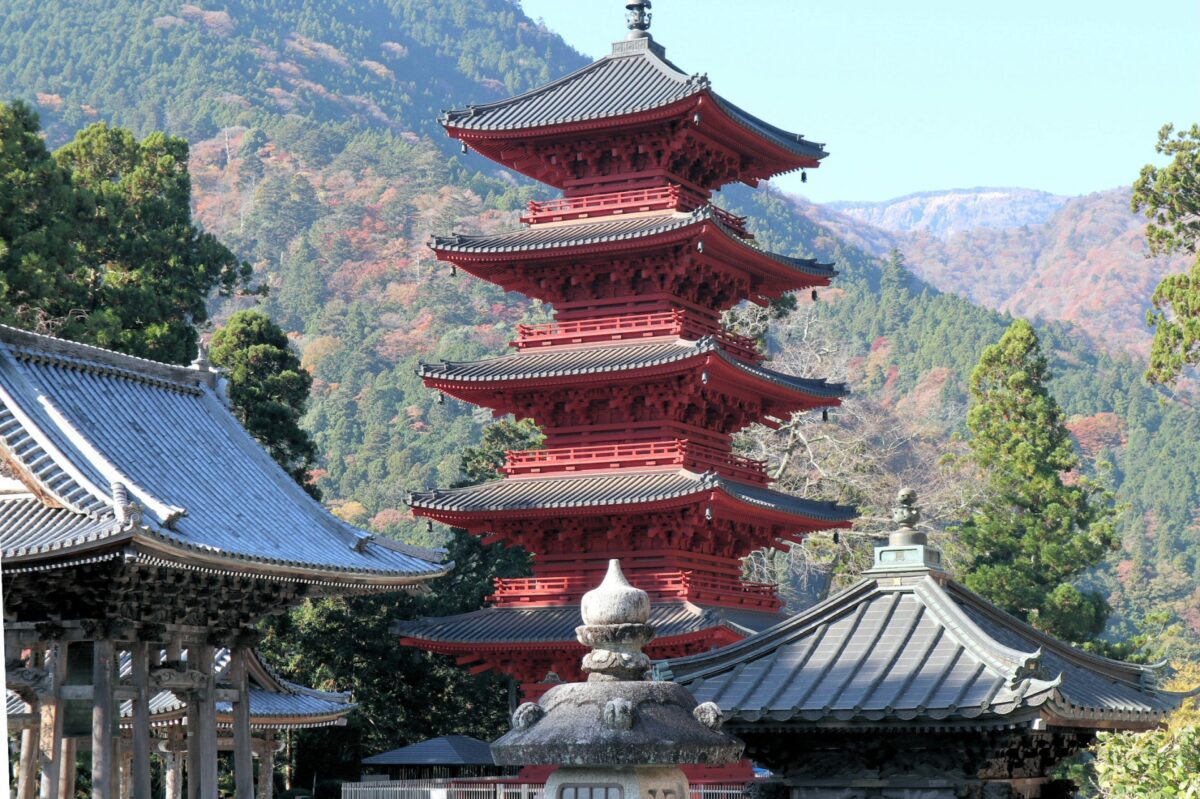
(518, 0, 1200, 203)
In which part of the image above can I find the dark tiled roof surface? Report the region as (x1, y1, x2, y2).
(363, 735, 496, 766)
(396, 601, 783, 645)
(0, 326, 446, 579)
(409, 469, 856, 523)
(419, 336, 847, 399)
(441, 38, 825, 162)
(659, 574, 1184, 727)
(432, 208, 837, 279)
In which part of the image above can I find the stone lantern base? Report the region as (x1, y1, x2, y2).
(546, 766, 689, 799)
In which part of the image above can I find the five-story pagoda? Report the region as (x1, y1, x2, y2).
(400, 1, 854, 699)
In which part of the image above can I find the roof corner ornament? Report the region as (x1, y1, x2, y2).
(626, 0, 652, 38)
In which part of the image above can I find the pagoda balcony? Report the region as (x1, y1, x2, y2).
(501, 439, 770, 484)
(488, 570, 782, 612)
(511, 309, 763, 363)
(520, 186, 751, 238)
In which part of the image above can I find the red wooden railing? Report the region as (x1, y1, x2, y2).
(521, 185, 752, 238)
(501, 439, 769, 484)
(511, 309, 762, 362)
(488, 570, 781, 611)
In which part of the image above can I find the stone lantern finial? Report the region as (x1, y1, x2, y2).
(578, 560, 653, 681)
(626, 0, 652, 38)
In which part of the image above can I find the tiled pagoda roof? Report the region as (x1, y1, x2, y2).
(0, 325, 448, 584)
(658, 572, 1189, 729)
(362, 735, 496, 767)
(440, 37, 826, 165)
(432, 207, 836, 280)
(418, 337, 847, 398)
(395, 601, 784, 646)
(408, 468, 856, 523)
(7, 648, 354, 729)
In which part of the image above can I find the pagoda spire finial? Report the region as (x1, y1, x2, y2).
(625, 0, 652, 38)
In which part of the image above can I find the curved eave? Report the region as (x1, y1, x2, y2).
(408, 473, 856, 529)
(419, 340, 847, 408)
(443, 91, 825, 183)
(400, 623, 740, 654)
(431, 212, 838, 289)
(2, 525, 452, 588)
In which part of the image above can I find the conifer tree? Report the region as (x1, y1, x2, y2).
(957, 319, 1118, 642)
(208, 309, 320, 496)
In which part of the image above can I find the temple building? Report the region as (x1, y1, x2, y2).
(657, 491, 1191, 799)
(399, 0, 854, 702)
(0, 325, 450, 799)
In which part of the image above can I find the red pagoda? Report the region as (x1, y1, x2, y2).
(400, 0, 854, 701)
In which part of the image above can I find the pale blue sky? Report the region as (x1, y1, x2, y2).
(518, 0, 1200, 202)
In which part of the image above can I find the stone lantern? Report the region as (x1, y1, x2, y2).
(491, 559, 743, 799)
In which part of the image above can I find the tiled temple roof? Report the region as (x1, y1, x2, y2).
(408, 469, 856, 523)
(8, 648, 353, 729)
(432, 207, 836, 279)
(440, 37, 826, 164)
(419, 337, 847, 398)
(395, 601, 784, 646)
(0, 326, 447, 583)
(362, 735, 497, 766)
(658, 573, 1188, 729)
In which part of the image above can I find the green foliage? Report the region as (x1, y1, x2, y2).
(954, 320, 1118, 641)
(0, 103, 252, 363)
(1133, 123, 1200, 386)
(457, 418, 543, 486)
(209, 309, 320, 495)
(259, 522, 531, 785)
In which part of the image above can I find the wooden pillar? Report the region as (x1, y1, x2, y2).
(18, 695, 40, 799)
(185, 695, 199, 799)
(163, 750, 182, 799)
(56, 739, 76, 799)
(38, 643, 67, 799)
(92, 638, 117, 799)
(130, 641, 153, 799)
(119, 747, 134, 799)
(194, 644, 218, 799)
(257, 733, 275, 799)
(230, 647, 255, 799)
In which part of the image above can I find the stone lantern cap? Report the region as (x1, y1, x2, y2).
(490, 560, 744, 767)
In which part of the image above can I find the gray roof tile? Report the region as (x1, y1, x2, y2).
(408, 469, 856, 523)
(0, 326, 446, 580)
(658, 575, 1185, 727)
(441, 39, 825, 163)
(432, 208, 836, 280)
(395, 602, 783, 645)
(362, 735, 495, 766)
(419, 336, 847, 399)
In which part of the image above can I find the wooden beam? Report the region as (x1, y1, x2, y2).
(194, 644, 218, 799)
(92, 638, 116, 799)
(130, 641, 152, 799)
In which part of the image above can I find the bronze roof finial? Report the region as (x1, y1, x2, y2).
(626, 0, 652, 37)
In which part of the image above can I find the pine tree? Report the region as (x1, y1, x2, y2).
(956, 319, 1118, 642)
(208, 309, 320, 496)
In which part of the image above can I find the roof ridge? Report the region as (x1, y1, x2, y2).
(913, 577, 1039, 684)
(0, 325, 206, 392)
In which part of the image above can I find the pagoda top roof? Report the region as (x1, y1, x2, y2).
(408, 468, 856, 525)
(395, 600, 785, 647)
(440, 37, 825, 167)
(0, 325, 448, 585)
(432, 206, 836, 278)
(657, 571, 1189, 730)
(8, 647, 354, 729)
(419, 336, 847, 399)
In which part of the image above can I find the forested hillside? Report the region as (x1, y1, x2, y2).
(3, 0, 1197, 716)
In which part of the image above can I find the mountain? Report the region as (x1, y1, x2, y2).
(3, 0, 1198, 677)
(799, 188, 1189, 356)
(828, 187, 1069, 238)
